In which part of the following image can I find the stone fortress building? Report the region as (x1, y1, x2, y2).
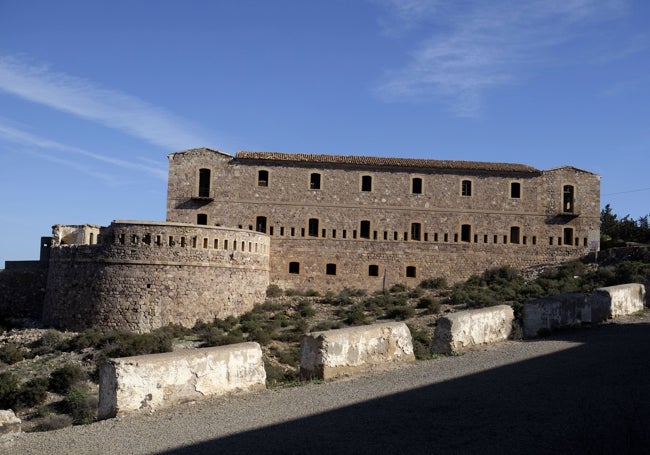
(4, 148, 601, 333)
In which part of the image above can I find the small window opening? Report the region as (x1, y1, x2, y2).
(369, 265, 379, 277)
(258, 170, 269, 187)
(332, 229, 337, 238)
(289, 262, 300, 274)
(360, 220, 371, 239)
(461, 180, 472, 197)
(563, 185, 575, 213)
(198, 168, 211, 198)
(197, 213, 208, 225)
(326, 263, 337, 275)
(406, 266, 417, 278)
(308, 218, 319, 237)
(256, 216, 267, 234)
(361, 175, 372, 192)
(310, 173, 321, 190)
(412, 177, 422, 194)
(461, 224, 471, 242)
(411, 223, 422, 241)
(203, 238, 208, 248)
(511, 182, 521, 199)
(563, 228, 574, 246)
(510, 226, 520, 244)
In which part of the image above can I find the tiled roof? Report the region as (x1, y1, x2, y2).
(236, 151, 540, 173)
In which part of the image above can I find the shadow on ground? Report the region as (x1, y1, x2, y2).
(163, 323, 650, 455)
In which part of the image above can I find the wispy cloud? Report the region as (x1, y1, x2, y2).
(0, 55, 211, 150)
(0, 121, 167, 181)
(373, 0, 633, 117)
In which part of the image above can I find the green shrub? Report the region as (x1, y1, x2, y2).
(408, 287, 424, 298)
(304, 289, 320, 297)
(408, 325, 434, 360)
(65, 385, 97, 425)
(49, 363, 86, 395)
(0, 343, 30, 364)
(416, 296, 441, 313)
(250, 328, 271, 345)
(102, 330, 173, 358)
(31, 329, 65, 355)
(342, 304, 369, 326)
(266, 284, 284, 297)
(0, 371, 19, 409)
(297, 300, 315, 318)
(311, 320, 342, 331)
(389, 283, 408, 293)
(264, 358, 298, 387)
(63, 328, 104, 352)
(419, 277, 448, 289)
(18, 377, 49, 408)
(385, 304, 415, 321)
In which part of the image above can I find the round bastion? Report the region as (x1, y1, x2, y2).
(42, 221, 270, 333)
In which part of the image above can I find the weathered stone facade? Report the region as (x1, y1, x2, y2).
(166, 148, 600, 292)
(42, 221, 269, 333)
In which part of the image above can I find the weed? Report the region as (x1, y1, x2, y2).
(0, 342, 31, 364)
(266, 284, 283, 298)
(65, 385, 97, 425)
(34, 414, 73, 432)
(49, 363, 87, 395)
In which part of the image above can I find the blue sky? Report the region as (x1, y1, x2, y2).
(1, 0, 649, 266)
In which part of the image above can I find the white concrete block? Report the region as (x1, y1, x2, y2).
(98, 342, 265, 419)
(300, 322, 415, 379)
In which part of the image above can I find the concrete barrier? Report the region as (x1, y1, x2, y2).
(431, 305, 514, 354)
(300, 322, 415, 380)
(98, 342, 266, 419)
(591, 283, 646, 318)
(523, 293, 593, 338)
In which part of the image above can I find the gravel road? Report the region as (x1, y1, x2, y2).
(3, 317, 650, 455)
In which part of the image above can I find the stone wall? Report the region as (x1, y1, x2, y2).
(431, 305, 514, 354)
(0, 266, 47, 320)
(43, 221, 270, 333)
(166, 148, 600, 292)
(98, 342, 266, 419)
(299, 322, 415, 379)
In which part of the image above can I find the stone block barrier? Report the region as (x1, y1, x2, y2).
(98, 342, 266, 419)
(431, 305, 514, 354)
(591, 283, 646, 318)
(300, 322, 415, 380)
(523, 293, 591, 338)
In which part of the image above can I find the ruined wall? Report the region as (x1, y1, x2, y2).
(166, 149, 600, 292)
(43, 221, 269, 333)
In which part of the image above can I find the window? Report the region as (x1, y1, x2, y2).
(411, 223, 422, 241)
(308, 218, 319, 237)
(361, 175, 372, 192)
(510, 226, 520, 244)
(258, 170, 269, 187)
(369, 265, 379, 277)
(326, 263, 337, 275)
(563, 227, 574, 245)
(197, 213, 207, 225)
(256, 216, 267, 234)
(461, 224, 471, 242)
(511, 182, 521, 199)
(461, 180, 472, 196)
(406, 266, 417, 278)
(198, 168, 211, 198)
(289, 262, 300, 274)
(310, 173, 321, 190)
(412, 177, 422, 194)
(563, 185, 574, 213)
(360, 220, 371, 239)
